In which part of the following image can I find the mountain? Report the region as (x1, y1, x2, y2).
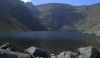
(0, 0, 46, 32)
(27, 3, 100, 34)
(26, 2, 41, 18)
(76, 3, 100, 34)
(34, 3, 86, 31)
(25, 2, 43, 24)
(0, 0, 99, 33)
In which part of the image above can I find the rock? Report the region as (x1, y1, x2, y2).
(78, 46, 100, 58)
(0, 43, 10, 49)
(51, 54, 56, 58)
(57, 51, 78, 58)
(78, 55, 83, 58)
(0, 43, 15, 51)
(6, 47, 15, 51)
(0, 49, 31, 58)
(57, 52, 65, 58)
(0, 44, 100, 58)
(25, 46, 49, 58)
(64, 51, 78, 58)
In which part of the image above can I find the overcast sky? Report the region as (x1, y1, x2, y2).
(21, 0, 100, 6)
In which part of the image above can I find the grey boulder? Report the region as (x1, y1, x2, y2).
(78, 46, 100, 58)
(57, 51, 78, 58)
(0, 49, 31, 58)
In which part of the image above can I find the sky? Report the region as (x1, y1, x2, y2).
(21, 0, 100, 6)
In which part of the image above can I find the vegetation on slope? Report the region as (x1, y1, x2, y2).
(0, 0, 47, 32)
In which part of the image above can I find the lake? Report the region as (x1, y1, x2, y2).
(0, 31, 97, 54)
(0, 31, 93, 40)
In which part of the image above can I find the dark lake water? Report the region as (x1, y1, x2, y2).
(0, 31, 97, 54)
(0, 31, 92, 40)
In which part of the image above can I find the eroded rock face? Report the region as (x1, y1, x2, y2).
(78, 46, 100, 58)
(0, 49, 31, 58)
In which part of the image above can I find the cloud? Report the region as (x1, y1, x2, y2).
(21, 0, 32, 2)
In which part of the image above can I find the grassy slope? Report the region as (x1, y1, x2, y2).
(0, 12, 31, 32)
(76, 4, 100, 34)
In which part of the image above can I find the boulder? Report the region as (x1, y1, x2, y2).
(0, 43, 15, 51)
(57, 52, 65, 58)
(0, 43, 10, 49)
(57, 51, 78, 58)
(51, 54, 56, 58)
(25, 46, 49, 58)
(78, 46, 100, 58)
(78, 55, 83, 58)
(0, 49, 31, 58)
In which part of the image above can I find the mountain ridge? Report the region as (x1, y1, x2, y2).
(26, 2, 100, 34)
(0, 0, 100, 33)
(0, 0, 47, 32)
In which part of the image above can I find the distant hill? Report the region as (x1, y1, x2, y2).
(0, 0, 47, 32)
(0, 0, 100, 33)
(26, 3, 100, 34)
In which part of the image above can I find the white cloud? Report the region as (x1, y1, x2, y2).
(21, 0, 32, 2)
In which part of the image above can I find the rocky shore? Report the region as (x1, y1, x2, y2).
(0, 43, 100, 58)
